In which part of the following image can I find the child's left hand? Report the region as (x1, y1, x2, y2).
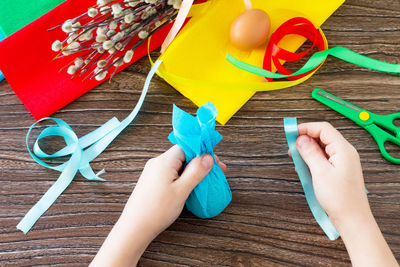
(124, 145, 224, 241)
(91, 145, 226, 267)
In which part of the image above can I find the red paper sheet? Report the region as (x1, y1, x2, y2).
(0, 0, 171, 120)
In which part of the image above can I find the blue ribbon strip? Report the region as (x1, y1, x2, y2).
(283, 117, 339, 240)
(17, 60, 163, 234)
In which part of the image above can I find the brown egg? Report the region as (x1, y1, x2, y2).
(229, 9, 270, 50)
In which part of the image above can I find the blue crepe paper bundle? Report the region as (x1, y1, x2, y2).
(169, 102, 232, 218)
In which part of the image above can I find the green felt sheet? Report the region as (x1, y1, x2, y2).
(0, 0, 65, 37)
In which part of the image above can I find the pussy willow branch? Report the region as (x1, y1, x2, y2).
(50, 0, 184, 81)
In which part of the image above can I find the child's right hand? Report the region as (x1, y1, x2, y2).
(295, 122, 369, 226)
(295, 122, 398, 267)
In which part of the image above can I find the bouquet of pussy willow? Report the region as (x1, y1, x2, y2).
(51, 0, 182, 81)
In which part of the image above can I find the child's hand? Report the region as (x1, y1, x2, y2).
(295, 122, 369, 225)
(295, 122, 398, 267)
(124, 145, 224, 240)
(91, 145, 226, 267)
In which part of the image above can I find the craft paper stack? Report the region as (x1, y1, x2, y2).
(0, 0, 65, 37)
(0, 0, 66, 81)
(0, 0, 173, 120)
(157, 0, 345, 124)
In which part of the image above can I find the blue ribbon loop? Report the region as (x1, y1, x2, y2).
(283, 117, 340, 240)
(17, 60, 163, 234)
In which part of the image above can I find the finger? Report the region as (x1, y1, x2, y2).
(218, 161, 227, 173)
(297, 122, 356, 166)
(318, 139, 326, 150)
(297, 122, 346, 147)
(296, 135, 332, 176)
(160, 145, 185, 162)
(325, 143, 339, 158)
(174, 154, 214, 193)
(158, 145, 186, 171)
(325, 140, 359, 167)
(214, 154, 227, 173)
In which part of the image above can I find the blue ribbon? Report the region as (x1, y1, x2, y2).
(17, 60, 163, 234)
(283, 117, 339, 240)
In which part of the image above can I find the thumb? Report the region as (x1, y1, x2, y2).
(296, 135, 331, 176)
(175, 154, 214, 193)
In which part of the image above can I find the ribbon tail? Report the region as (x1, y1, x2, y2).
(17, 151, 81, 234)
(283, 117, 340, 240)
(243, 0, 252, 10)
(78, 117, 121, 149)
(80, 60, 162, 166)
(161, 0, 194, 53)
(328, 47, 400, 74)
(79, 163, 106, 181)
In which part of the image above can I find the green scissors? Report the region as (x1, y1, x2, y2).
(312, 88, 400, 164)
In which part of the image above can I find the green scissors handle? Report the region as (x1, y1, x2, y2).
(364, 124, 400, 164)
(312, 88, 400, 164)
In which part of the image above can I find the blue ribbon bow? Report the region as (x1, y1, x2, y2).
(17, 60, 162, 233)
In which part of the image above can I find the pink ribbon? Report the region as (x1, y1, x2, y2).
(161, 0, 194, 53)
(243, 0, 252, 10)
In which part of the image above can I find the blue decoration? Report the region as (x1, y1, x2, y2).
(17, 60, 162, 233)
(283, 117, 339, 240)
(169, 102, 232, 218)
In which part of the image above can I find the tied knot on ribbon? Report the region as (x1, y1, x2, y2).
(18, 115, 123, 234)
(27, 117, 117, 182)
(17, 60, 163, 234)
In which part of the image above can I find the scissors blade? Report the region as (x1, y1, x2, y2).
(312, 88, 365, 125)
(316, 91, 360, 111)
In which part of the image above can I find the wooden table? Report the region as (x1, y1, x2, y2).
(1, 0, 399, 266)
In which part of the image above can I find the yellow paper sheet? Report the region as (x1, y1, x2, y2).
(158, 0, 345, 124)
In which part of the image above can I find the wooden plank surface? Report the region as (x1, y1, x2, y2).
(0, 0, 399, 266)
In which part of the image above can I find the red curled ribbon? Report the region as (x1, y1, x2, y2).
(263, 17, 327, 81)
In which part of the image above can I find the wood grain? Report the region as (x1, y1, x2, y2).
(0, 0, 399, 266)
